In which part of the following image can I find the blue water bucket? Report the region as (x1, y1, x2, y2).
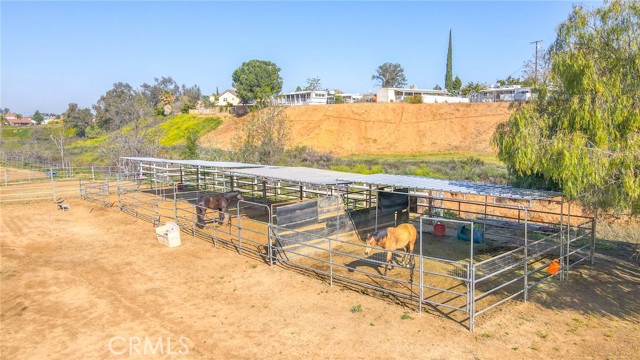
(456, 225, 485, 243)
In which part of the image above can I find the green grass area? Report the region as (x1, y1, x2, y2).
(45, 115, 224, 165)
(1, 126, 33, 140)
(66, 134, 111, 165)
(341, 151, 502, 164)
(159, 114, 222, 146)
(326, 156, 509, 184)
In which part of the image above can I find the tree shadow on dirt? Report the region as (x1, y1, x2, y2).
(528, 251, 640, 324)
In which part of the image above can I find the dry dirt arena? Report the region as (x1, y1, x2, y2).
(1, 199, 639, 359)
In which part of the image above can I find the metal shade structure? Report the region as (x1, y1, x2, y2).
(121, 157, 562, 200)
(120, 157, 261, 169)
(338, 173, 562, 201)
(228, 166, 358, 186)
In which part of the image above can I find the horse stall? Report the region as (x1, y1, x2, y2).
(338, 174, 596, 331)
(116, 157, 596, 332)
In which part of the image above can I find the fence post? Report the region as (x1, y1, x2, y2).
(117, 179, 122, 210)
(559, 198, 565, 281)
(469, 222, 476, 332)
(523, 208, 529, 302)
(469, 265, 476, 332)
(173, 183, 178, 222)
(51, 174, 56, 201)
(590, 214, 597, 265)
(105, 179, 110, 206)
(419, 217, 424, 314)
(566, 202, 572, 279)
(92, 166, 95, 181)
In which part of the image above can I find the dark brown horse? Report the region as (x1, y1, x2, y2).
(364, 223, 417, 276)
(196, 191, 244, 228)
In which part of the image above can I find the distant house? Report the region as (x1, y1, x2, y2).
(327, 93, 364, 104)
(274, 90, 328, 106)
(7, 118, 34, 126)
(376, 87, 469, 103)
(473, 85, 533, 102)
(211, 90, 242, 106)
(42, 116, 58, 125)
(4, 113, 18, 120)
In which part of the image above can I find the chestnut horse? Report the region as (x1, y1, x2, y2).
(196, 191, 244, 228)
(364, 223, 417, 276)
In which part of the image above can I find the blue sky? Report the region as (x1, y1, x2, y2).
(1, 1, 597, 115)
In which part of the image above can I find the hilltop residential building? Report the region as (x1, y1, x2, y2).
(274, 90, 328, 106)
(376, 87, 469, 103)
(211, 90, 242, 106)
(6, 118, 34, 126)
(473, 85, 533, 102)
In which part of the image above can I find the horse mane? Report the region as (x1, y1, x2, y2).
(196, 193, 208, 203)
(371, 228, 388, 243)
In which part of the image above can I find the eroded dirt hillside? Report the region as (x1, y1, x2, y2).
(201, 102, 514, 156)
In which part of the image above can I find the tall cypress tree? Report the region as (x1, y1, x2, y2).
(445, 29, 453, 92)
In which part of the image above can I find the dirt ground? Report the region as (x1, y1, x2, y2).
(201, 102, 514, 156)
(1, 199, 639, 359)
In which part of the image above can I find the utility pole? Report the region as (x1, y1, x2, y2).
(530, 40, 543, 83)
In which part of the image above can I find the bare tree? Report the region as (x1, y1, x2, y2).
(232, 106, 290, 164)
(304, 77, 322, 91)
(49, 126, 75, 167)
(522, 49, 551, 86)
(97, 120, 160, 173)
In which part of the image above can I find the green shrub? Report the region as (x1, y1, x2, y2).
(403, 94, 423, 104)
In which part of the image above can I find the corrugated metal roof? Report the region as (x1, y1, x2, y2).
(121, 157, 561, 200)
(229, 166, 358, 185)
(337, 174, 562, 200)
(120, 157, 261, 169)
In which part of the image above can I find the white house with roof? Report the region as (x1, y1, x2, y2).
(376, 87, 469, 103)
(474, 85, 533, 102)
(6, 118, 34, 126)
(210, 90, 242, 106)
(274, 90, 328, 106)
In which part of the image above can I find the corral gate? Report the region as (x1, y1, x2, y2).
(418, 216, 474, 329)
(80, 179, 111, 207)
